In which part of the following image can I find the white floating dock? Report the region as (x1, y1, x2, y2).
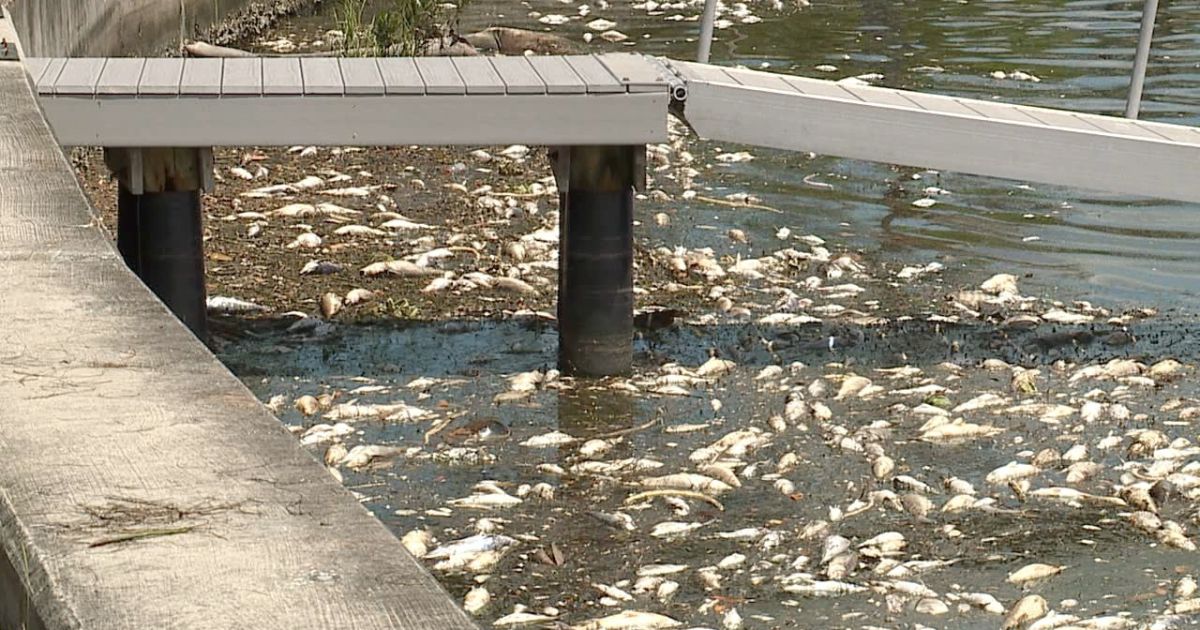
(668, 60, 1200, 204)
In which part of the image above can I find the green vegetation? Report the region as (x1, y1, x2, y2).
(335, 0, 464, 57)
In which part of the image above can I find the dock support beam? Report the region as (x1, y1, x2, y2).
(552, 146, 642, 377)
(105, 148, 213, 339)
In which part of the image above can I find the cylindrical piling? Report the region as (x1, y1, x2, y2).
(557, 146, 637, 377)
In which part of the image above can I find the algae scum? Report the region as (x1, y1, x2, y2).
(194, 0, 1200, 627)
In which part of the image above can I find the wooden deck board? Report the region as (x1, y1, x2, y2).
(527, 56, 587, 94)
(95, 58, 145, 96)
(181, 58, 222, 95)
(488, 56, 546, 95)
(221, 58, 262, 96)
(262, 58, 302, 95)
(139, 58, 184, 96)
(377, 57, 424, 95)
(301, 58, 343, 95)
(340, 58, 385, 95)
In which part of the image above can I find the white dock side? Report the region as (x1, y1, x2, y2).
(669, 60, 1200, 204)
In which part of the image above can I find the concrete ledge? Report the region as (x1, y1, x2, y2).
(0, 50, 478, 630)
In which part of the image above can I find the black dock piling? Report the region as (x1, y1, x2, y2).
(106, 148, 210, 339)
(556, 146, 639, 377)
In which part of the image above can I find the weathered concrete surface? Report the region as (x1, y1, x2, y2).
(0, 33, 479, 630)
(6, 0, 257, 57)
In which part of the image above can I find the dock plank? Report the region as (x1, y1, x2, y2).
(54, 57, 106, 95)
(222, 58, 262, 96)
(415, 57, 465, 94)
(95, 58, 145, 96)
(452, 57, 505, 95)
(488, 56, 545, 94)
(564, 55, 623, 93)
(527, 56, 586, 94)
(139, 58, 184, 95)
(33, 58, 66, 94)
(23, 58, 50, 84)
(340, 58, 385, 95)
(956, 99, 1046, 125)
(181, 58, 222, 95)
(301, 58, 343, 95)
(377, 57, 424, 94)
(597, 53, 668, 93)
(262, 57, 302, 95)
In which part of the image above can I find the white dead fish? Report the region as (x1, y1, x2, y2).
(286, 232, 323, 249)
(1007, 563, 1065, 586)
(334, 225, 387, 237)
(835, 375, 872, 400)
(207, 296, 270, 314)
(981, 273, 1019, 295)
(520, 431, 578, 447)
(360, 260, 441, 278)
(569, 610, 682, 630)
(649, 521, 705, 538)
(782, 580, 867, 597)
(424, 533, 517, 560)
(463, 586, 490, 614)
(986, 462, 1040, 485)
(379, 218, 436, 230)
(494, 611, 558, 626)
(640, 473, 733, 495)
(1005, 594, 1048, 629)
(696, 356, 736, 378)
(493, 276, 540, 296)
(344, 288, 376, 304)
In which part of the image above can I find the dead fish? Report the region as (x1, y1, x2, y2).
(360, 260, 441, 278)
(287, 232, 323, 249)
(344, 288, 376, 304)
(1007, 563, 1065, 586)
(300, 260, 344, 276)
(294, 395, 320, 415)
(1005, 595, 1048, 629)
(342, 444, 405, 469)
(206, 296, 270, 314)
(492, 276, 540, 296)
(569, 610, 682, 630)
(782, 579, 867, 597)
(986, 462, 1040, 485)
(463, 586, 490, 614)
(334, 224, 387, 237)
(520, 430, 578, 447)
(424, 534, 517, 560)
(835, 375, 873, 400)
(320, 292, 343, 318)
(640, 473, 734, 495)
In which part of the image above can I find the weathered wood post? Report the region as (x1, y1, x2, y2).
(553, 146, 642, 377)
(104, 147, 213, 339)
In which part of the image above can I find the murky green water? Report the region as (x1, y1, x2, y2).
(229, 1, 1200, 628)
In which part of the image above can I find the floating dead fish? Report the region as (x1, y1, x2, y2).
(300, 260, 344, 276)
(520, 430, 578, 447)
(569, 610, 682, 630)
(344, 288, 376, 304)
(649, 521, 706, 538)
(334, 224, 386, 237)
(463, 586, 490, 614)
(360, 260, 441, 278)
(782, 579, 867, 597)
(206, 296, 270, 314)
(320, 292, 343, 318)
(640, 473, 734, 495)
(342, 444, 405, 469)
(1007, 563, 1065, 586)
(1005, 594, 1048, 629)
(425, 533, 517, 560)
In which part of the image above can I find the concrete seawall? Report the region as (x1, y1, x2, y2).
(0, 8, 479, 630)
(7, 0, 258, 56)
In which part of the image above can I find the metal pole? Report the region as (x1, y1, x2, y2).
(697, 0, 718, 63)
(1125, 0, 1160, 119)
(558, 146, 635, 377)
